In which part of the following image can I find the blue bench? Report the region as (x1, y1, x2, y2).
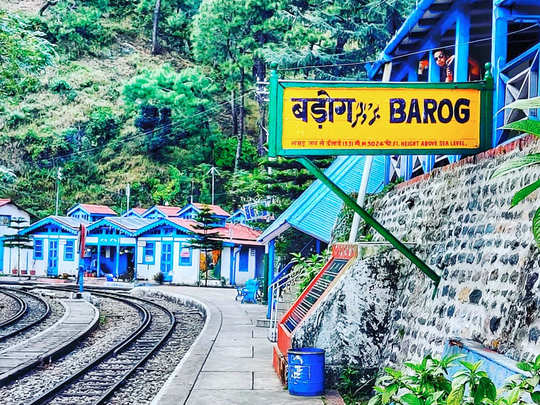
(236, 279, 260, 304)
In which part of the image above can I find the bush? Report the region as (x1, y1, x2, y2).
(0, 11, 55, 99)
(40, 2, 113, 58)
(368, 354, 540, 405)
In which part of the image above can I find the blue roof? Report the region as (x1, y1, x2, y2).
(87, 217, 155, 236)
(258, 156, 385, 244)
(21, 216, 88, 235)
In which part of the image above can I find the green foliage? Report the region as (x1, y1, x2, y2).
(339, 367, 373, 405)
(215, 137, 258, 170)
(492, 97, 540, 247)
(38, 0, 113, 58)
(291, 251, 327, 296)
(136, 0, 201, 52)
(368, 354, 540, 405)
(262, 0, 413, 79)
(0, 11, 55, 101)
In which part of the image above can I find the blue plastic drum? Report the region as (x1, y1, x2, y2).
(287, 348, 325, 396)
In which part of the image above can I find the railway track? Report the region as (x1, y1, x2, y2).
(0, 288, 50, 342)
(0, 288, 27, 329)
(28, 289, 176, 405)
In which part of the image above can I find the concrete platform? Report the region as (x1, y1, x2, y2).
(0, 299, 99, 385)
(146, 286, 324, 405)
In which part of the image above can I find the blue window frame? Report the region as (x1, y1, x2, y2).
(64, 240, 75, 261)
(239, 248, 249, 272)
(179, 245, 192, 266)
(143, 242, 155, 264)
(34, 239, 44, 260)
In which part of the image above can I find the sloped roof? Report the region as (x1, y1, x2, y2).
(68, 203, 116, 216)
(258, 156, 385, 244)
(21, 216, 88, 235)
(122, 207, 147, 217)
(142, 205, 182, 218)
(167, 218, 201, 233)
(104, 217, 155, 232)
(182, 203, 231, 217)
(0, 199, 11, 208)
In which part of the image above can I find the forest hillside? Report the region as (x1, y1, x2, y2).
(0, 0, 413, 219)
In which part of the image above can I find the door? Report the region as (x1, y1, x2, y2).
(47, 240, 58, 277)
(160, 243, 173, 282)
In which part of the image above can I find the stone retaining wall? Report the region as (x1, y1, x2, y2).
(293, 136, 540, 383)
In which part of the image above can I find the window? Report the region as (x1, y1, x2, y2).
(179, 245, 192, 266)
(143, 242, 155, 264)
(64, 240, 74, 261)
(239, 248, 249, 272)
(0, 215, 11, 226)
(34, 239, 44, 260)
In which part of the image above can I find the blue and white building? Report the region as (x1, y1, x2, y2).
(19, 216, 86, 277)
(20, 203, 265, 285)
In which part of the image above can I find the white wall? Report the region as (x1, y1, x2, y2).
(30, 235, 79, 277)
(234, 247, 257, 285)
(220, 247, 232, 283)
(0, 203, 31, 274)
(136, 237, 200, 285)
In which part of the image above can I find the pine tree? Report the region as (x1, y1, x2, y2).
(189, 207, 223, 287)
(3, 217, 33, 277)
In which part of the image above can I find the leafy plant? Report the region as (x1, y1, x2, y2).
(492, 96, 540, 246)
(0, 11, 55, 100)
(292, 251, 327, 296)
(368, 354, 540, 405)
(339, 367, 374, 405)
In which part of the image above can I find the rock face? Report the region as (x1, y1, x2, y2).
(292, 137, 540, 385)
(291, 253, 401, 386)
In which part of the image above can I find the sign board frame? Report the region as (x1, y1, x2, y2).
(268, 73, 493, 157)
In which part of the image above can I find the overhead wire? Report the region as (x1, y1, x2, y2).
(277, 23, 539, 72)
(31, 88, 256, 166)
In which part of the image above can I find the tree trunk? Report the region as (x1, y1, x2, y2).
(152, 0, 161, 55)
(39, 1, 58, 16)
(234, 69, 245, 173)
(230, 89, 238, 138)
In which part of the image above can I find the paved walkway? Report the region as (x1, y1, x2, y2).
(148, 286, 324, 405)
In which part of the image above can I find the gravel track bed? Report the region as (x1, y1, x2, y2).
(107, 293, 205, 405)
(0, 294, 141, 405)
(0, 291, 21, 324)
(0, 293, 63, 352)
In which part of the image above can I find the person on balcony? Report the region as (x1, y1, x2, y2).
(433, 49, 481, 82)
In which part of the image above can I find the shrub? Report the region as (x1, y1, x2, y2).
(367, 354, 540, 405)
(40, 2, 113, 58)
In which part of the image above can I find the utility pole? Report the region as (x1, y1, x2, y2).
(190, 178, 194, 204)
(206, 166, 220, 205)
(55, 167, 62, 216)
(126, 183, 131, 212)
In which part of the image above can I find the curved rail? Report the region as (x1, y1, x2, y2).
(0, 288, 50, 342)
(28, 289, 176, 405)
(0, 288, 27, 329)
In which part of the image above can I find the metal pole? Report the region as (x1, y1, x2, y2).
(126, 184, 130, 212)
(348, 156, 373, 243)
(212, 167, 215, 205)
(297, 157, 440, 290)
(55, 167, 61, 216)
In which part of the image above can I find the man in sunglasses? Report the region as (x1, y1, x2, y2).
(433, 49, 481, 82)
